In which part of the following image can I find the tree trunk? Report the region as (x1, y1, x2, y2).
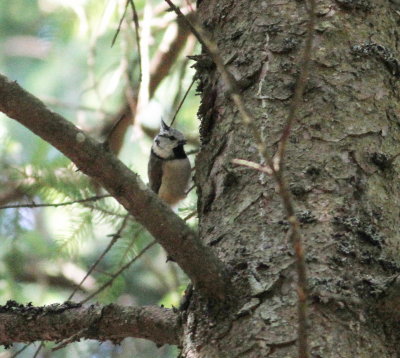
(185, 0, 400, 357)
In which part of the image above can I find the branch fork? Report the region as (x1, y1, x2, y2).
(0, 74, 231, 300)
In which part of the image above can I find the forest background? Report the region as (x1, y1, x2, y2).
(0, 1, 198, 357)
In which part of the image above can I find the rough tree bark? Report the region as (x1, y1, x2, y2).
(184, 0, 400, 357)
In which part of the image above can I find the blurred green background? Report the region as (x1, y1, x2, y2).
(0, 1, 199, 357)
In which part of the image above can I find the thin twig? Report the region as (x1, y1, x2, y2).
(10, 343, 31, 358)
(52, 329, 86, 352)
(128, 0, 142, 83)
(0, 195, 110, 210)
(111, 0, 131, 47)
(171, 41, 193, 113)
(164, 0, 240, 94)
(131, 1, 151, 133)
(79, 240, 156, 304)
(231, 158, 273, 175)
(32, 342, 44, 358)
(163, 1, 315, 357)
(185, 183, 195, 195)
(105, 114, 126, 145)
(67, 215, 130, 300)
(170, 77, 195, 126)
(164, 0, 271, 168)
(275, 3, 316, 357)
(183, 211, 197, 221)
(121, 24, 138, 118)
(81, 203, 126, 218)
(118, 227, 144, 266)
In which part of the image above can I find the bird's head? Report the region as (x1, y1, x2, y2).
(152, 120, 187, 159)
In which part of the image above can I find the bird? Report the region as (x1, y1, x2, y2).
(148, 120, 191, 205)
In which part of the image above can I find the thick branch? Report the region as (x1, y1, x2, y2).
(0, 74, 230, 299)
(0, 301, 180, 346)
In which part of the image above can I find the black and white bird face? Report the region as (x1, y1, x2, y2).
(152, 120, 187, 159)
(148, 120, 191, 205)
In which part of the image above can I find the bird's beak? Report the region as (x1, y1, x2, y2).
(179, 139, 187, 145)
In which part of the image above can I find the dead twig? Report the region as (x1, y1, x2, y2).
(79, 240, 156, 304)
(170, 77, 195, 126)
(32, 342, 44, 358)
(10, 343, 30, 358)
(0, 195, 110, 210)
(52, 329, 86, 352)
(128, 0, 142, 82)
(171, 36, 197, 115)
(111, 0, 131, 47)
(117, 227, 144, 266)
(67, 215, 130, 300)
(231, 158, 273, 175)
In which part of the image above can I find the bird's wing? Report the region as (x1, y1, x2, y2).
(148, 152, 164, 194)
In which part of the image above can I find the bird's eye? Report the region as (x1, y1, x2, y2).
(168, 136, 176, 140)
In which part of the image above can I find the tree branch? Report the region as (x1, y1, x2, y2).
(0, 301, 180, 346)
(0, 194, 110, 210)
(0, 73, 231, 299)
